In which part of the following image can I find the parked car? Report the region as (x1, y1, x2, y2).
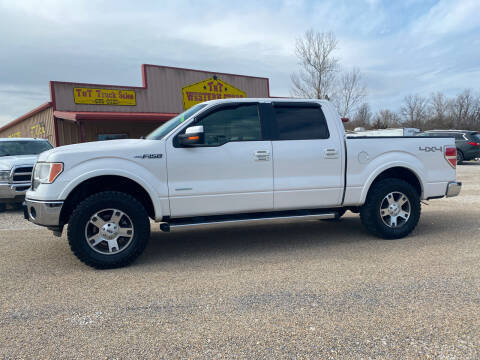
(24, 99, 461, 268)
(0, 138, 53, 211)
(417, 130, 480, 164)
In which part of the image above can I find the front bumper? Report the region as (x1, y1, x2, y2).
(24, 198, 63, 226)
(446, 181, 462, 198)
(0, 182, 31, 201)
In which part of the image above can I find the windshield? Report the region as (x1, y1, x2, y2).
(146, 103, 207, 140)
(0, 140, 52, 157)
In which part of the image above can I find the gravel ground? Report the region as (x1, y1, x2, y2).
(1, 164, 479, 359)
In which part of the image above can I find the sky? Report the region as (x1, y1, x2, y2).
(1, 0, 480, 126)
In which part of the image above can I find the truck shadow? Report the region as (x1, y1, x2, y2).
(140, 217, 366, 265)
(136, 208, 476, 267)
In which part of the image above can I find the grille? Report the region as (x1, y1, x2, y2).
(12, 166, 33, 183)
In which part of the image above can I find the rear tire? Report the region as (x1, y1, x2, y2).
(457, 150, 464, 164)
(67, 191, 150, 269)
(360, 179, 420, 239)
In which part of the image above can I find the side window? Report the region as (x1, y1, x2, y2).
(273, 105, 329, 140)
(454, 133, 465, 140)
(195, 104, 262, 146)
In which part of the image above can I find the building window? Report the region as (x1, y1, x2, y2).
(98, 134, 129, 141)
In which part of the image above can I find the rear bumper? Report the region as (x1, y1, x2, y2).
(446, 181, 462, 198)
(24, 198, 63, 227)
(0, 182, 30, 201)
(463, 149, 480, 160)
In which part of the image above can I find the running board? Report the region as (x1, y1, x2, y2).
(160, 209, 338, 232)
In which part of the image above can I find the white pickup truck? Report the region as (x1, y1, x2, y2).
(25, 99, 461, 268)
(0, 138, 52, 211)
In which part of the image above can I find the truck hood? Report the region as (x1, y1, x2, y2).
(0, 155, 38, 171)
(39, 139, 160, 164)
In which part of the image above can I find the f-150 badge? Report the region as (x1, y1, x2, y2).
(134, 154, 163, 159)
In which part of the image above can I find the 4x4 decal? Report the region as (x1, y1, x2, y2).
(419, 146, 442, 152)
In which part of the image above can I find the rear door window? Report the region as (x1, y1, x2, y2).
(272, 104, 329, 140)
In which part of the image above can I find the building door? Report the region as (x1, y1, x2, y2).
(165, 103, 273, 217)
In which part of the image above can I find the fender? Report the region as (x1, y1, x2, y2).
(58, 157, 165, 220)
(358, 153, 426, 204)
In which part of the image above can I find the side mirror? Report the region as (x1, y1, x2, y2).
(177, 125, 204, 146)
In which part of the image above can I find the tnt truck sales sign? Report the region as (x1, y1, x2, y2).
(74, 88, 136, 106)
(182, 77, 246, 110)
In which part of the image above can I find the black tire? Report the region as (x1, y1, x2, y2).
(67, 191, 150, 269)
(0, 203, 6, 212)
(322, 208, 346, 221)
(457, 150, 464, 165)
(360, 179, 421, 239)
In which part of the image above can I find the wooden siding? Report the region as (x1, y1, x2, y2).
(0, 105, 55, 145)
(55, 119, 80, 146)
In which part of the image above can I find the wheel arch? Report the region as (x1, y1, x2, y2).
(60, 175, 157, 226)
(361, 165, 424, 204)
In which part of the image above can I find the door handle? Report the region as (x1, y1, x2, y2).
(324, 148, 339, 159)
(254, 150, 270, 161)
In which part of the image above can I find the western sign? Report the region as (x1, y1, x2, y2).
(182, 77, 246, 110)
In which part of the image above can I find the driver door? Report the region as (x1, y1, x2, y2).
(165, 103, 273, 217)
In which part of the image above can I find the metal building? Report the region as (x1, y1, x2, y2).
(0, 65, 270, 146)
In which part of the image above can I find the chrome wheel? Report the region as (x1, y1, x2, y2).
(379, 192, 410, 228)
(84, 208, 134, 255)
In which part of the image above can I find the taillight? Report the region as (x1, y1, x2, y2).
(467, 141, 480, 146)
(444, 146, 456, 169)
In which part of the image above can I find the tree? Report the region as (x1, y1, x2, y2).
(448, 89, 478, 129)
(371, 109, 401, 129)
(400, 94, 428, 128)
(348, 102, 372, 129)
(333, 67, 367, 117)
(290, 30, 339, 99)
(428, 92, 451, 129)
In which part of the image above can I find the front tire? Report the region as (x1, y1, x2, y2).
(360, 179, 421, 239)
(67, 191, 150, 269)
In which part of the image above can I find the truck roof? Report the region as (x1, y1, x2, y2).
(200, 98, 328, 106)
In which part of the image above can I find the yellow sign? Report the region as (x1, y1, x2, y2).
(74, 88, 136, 106)
(30, 123, 46, 137)
(8, 131, 21, 138)
(182, 77, 246, 110)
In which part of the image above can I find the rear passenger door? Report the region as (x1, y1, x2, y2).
(268, 102, 344, 209)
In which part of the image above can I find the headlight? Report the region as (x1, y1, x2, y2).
(0, 170, 9, 182)
(32, 162, 63, 189)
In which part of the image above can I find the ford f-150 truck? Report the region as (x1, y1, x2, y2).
(24, 99, 461, 268)
(0, 138, 52, 211)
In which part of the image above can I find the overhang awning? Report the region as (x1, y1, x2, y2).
(53, 111, 177, 122)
